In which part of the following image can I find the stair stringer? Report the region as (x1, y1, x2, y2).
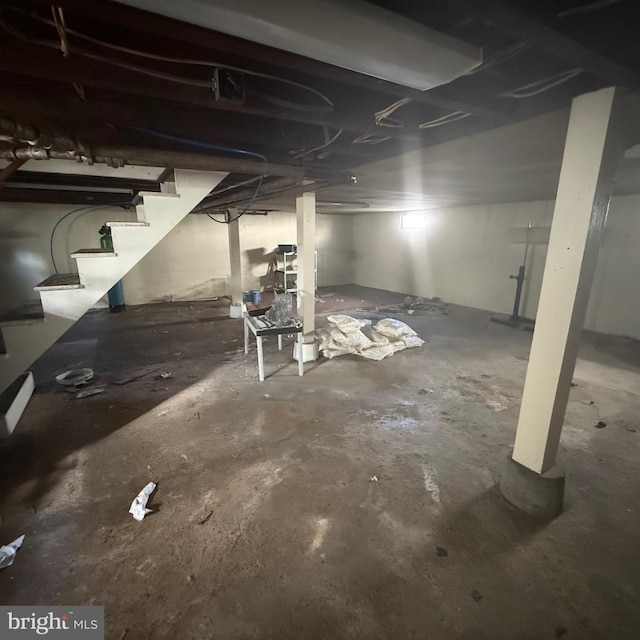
(0, 169, 227, 393)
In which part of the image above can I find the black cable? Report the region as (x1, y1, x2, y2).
(205, 174, 266, 224)
(50, 202, 132, 273)
(206, 212, 229, 224)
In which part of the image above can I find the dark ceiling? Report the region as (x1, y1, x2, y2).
(0, 0, 638, 209)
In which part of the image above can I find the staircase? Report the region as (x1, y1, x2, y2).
(0, 168, 227, 394)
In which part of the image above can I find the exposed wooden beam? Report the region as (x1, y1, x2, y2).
(30, 0, 510, 120)
(3, 170, 160, 193)
(0, 159, 25, 184)
(0, 92, 306, 153)
(0, 42, 432, 144)
(0, 187, 132, 205)
(451, 0, 639, 87)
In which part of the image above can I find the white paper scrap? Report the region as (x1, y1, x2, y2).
(0, 534, 25, 570)
(129, 482, 157, 521)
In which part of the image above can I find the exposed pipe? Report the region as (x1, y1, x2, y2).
(0, 114, 80, 153)
(0, 144, 352, 181)
(0, 114, 356, 181)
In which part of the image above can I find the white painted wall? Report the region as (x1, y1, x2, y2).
(0, 204, 354, 313)
(3, 194, 636, 340)
(354, 195, 640, 339)
(0, 203, 131, 314)
(123, 211, 354, 304)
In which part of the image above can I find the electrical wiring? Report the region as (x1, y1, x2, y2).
(0, 11, 209, 87)
(50, 6, 69, 56)
(205, 174, 265, 223)
(51, 8, 86, 100)
(0, 6, 334, 113)
(419, 111, 470, 129)
(501, 68, 583, 99)
(352, 133, 392, 144)
(374, 97, 412, 128)
(206, 212, 228, 223)
(50, 202, 133, 273)
(129, 129, 266, 224)
(288, 129, 343, 163)
(196, 176, 262, 205)
(557, 0, 622, 18)
(131, 127, 268, 162)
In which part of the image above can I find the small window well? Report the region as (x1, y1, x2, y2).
(401, 214, 427, 230)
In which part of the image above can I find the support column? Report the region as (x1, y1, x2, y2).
(227, 208, 244, 318)
(295, 192, 318, 362)
(500, 87, 626, 518)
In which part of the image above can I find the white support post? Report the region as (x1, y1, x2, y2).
(295, 192, 318, 362)
(228, 208, 244, 318)
(500, 87, 626, 517)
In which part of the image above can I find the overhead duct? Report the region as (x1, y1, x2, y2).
(113, 0, 482, 91)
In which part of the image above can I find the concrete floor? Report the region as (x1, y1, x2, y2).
(1, 284, 639, 640)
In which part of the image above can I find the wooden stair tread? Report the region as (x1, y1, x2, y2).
(34, 273, 83, 291)
(139, 191, 180, 198)
(70, 248, 117, 258)
(106, 221, 149, 227)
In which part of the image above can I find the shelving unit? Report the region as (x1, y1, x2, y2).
(274, 250, 317, 294)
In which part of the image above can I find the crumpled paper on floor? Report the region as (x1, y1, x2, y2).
(0, 535, 25, 570)
(129, 482, 157, 521)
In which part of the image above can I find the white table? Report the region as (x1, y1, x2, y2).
(244, 310, 304, 381)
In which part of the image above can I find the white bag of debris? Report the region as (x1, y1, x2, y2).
(317, 315, 424, 360)
(317, 315, 371, 359)
(374, 318, 418, 340)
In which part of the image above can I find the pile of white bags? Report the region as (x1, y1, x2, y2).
(317, 315, 424, 361)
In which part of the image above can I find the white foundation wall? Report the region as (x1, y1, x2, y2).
(123, 211, 354, 303)
(0, 203, 354, 312)
(0, 203, 131, 314)
(354, 195, 640, 339)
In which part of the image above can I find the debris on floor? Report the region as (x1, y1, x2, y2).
(76, 387, 105, 399)
(158, 372, 173, 379)
(0, 534, 25, 570)
(378, 295, 450, 316)
(129, 482, 157, 521)
(113, 365, 161, 385)
(55, 368, 93, 386)
(595, 421, 607, 429)
(370, 475, 379, 482)
(317, 315, 424, 360)
(197, 510, 213, 525)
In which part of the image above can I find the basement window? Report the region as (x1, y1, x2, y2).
(400, 214, 427, 230)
